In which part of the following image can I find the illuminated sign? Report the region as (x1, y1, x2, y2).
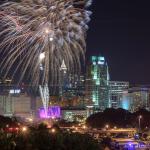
(9, 89, 21, 94)
(39, 106, 61, 119)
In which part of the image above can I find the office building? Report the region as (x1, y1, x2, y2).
(0, 82, 41, 118)
(109, 81, 129, 109)
(85, 55, 109, 110)
(128, 86, 150, 112)
(109, 84, 150, 112)
(59, 60, 68, 96)
(62, 108, 88, 122)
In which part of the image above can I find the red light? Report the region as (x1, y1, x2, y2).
(9, 128, 13, 131)
(7, 127, 19, 132)
(47, 125, 51, 129)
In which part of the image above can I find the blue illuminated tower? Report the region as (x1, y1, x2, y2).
(86, 56, 109, 110)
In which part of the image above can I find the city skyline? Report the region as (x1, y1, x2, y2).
(0, 1, 149, 85)
(0, 1, 150, 149)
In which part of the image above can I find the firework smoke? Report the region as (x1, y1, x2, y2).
(0, 0, 92, 86)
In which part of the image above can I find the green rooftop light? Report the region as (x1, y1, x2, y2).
(92, 56, 97, 61)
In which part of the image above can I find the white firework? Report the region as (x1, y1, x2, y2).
(0, 0, 92, 86)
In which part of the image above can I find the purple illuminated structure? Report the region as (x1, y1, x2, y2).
(39, 106, 61, 119)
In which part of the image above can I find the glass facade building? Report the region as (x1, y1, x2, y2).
(128, 87, 150, 112)
(109, 81, 129, 109)
(86, 56, 109, 110)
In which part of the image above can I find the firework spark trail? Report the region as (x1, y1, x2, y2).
(0, 0, 92, 86)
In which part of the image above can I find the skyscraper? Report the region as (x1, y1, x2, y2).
(59, 60, 68, 97)
(58, 59, 86, 105)
(85, 56, 109, 110)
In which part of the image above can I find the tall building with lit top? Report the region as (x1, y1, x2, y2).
(85, 56, 109, 110)
(59, 60, 68, 97)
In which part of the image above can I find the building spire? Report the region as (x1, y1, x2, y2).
(60, 59, 67, 73)
(60, 60, 67, 72)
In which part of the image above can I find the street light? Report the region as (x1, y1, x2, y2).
(51, 128, 56, 133)
(83, 125, 87, 129)
(28, 118, 33, 122)
(105, 124, 109, 129)
(75, 127, 78, 131)
(6, 124, 9, 128)
(22, 127, 27, 132)
(138, 115, 142, 131)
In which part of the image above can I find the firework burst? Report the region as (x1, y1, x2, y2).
(0, 0, 92, 86)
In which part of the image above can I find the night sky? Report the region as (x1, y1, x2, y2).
(86, 0, 150, 84)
